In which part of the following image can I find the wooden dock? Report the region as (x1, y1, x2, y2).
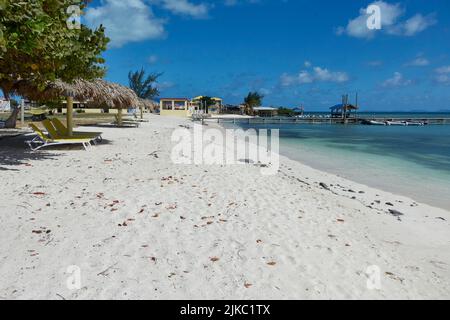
(202, 117, 450, 125)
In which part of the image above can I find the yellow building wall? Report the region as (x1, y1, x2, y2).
(160, 109, 191, 117)
(57, 108, 124, 114)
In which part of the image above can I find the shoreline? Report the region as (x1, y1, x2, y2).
(210, 120, 450, 214)
(0, 114, 449, 299)
(213, 120, 450, 211)
(279, 141, 450, 211)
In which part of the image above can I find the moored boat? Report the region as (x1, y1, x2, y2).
(406, 121, 425, 126)
(386, 121, 408, 126)
(361, 119, 386, 126)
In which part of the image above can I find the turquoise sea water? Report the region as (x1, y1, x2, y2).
(234, 113, 450, 210)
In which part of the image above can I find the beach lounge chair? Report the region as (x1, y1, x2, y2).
(114, 114, 141, 128)
(50, 118, 102, 142)
(132, 113, 149, 123)
(42, 120, 98, 143)
(27, 124, 93, 151)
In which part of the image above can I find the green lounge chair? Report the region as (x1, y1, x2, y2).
(27, 124, 93, 151)
(43, 120, 101, 148)
(50, 118, 102, 142)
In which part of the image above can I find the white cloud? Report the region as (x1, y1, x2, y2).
(157, 81, 176, 90)
(259, 87, 272, 95)
(337, 1, 436, 39)
(405, 56, 430, 67)
(85, 0, 211, 48)
(434, 66, 450, 85)
(281, 64, 349, 87)
(158, 0, 209, 18)
(368, 60, 384, 67)
(85, 0, 166, 48)
(148, 55, 159, 64)
(382, 72, 412, 87)
(224, 0, 261, 6)
(403, 14, 437, 36)
(224, 0, 238, 5)
(436, 66, 450, 74)
(389, 13, 437, 36)
(337, 1, 403, 39)
(313, 67, 349, 83)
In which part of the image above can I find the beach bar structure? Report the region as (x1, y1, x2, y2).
(192, 96, 223, 114)
(253, 107, 278, 118)
(160, 96, 224, 117)
(330, 94, 359, 120)
(160, 98, 191, 117)
(330, 104, 358, 119)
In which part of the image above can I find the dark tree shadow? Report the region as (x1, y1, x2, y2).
(0, 135, 112, 171)
(81, 124, 140, 129)
(0, 135, 62, 171)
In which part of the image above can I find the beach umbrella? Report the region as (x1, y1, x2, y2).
(137, 98, 157, 118)
(15, 79, 140, 135)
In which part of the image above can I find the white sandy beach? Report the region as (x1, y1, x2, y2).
(0, 114, 449, 300)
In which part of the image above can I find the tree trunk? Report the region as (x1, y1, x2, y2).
(4, 106, 20, 129)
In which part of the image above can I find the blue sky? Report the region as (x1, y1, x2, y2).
(85, 0, 450, 111)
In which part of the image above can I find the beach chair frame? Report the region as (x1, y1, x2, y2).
(26, 124, 93, 151)
(50, 118, 103, 143)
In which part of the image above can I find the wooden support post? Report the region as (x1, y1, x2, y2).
(118, 107, 123, 126)
(66, 96, 74, 137)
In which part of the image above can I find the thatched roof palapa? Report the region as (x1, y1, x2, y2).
(138, 98, 158, 112)
(15, 79, 140, 109)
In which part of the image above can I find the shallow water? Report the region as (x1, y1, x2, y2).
(234, 120, 450, 210)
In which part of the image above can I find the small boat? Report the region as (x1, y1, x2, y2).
(362, 119, 386, 126)
(369, 120, 386, 126)
(386, 121, 407, 126)
(406, 121, 425, 126)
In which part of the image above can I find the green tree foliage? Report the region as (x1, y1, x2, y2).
(198, 96, 215, 113)
(243, 91, 264, 115)
(277, 107, 295, 117)
(128, 68, 162, 100)
(0, 0, 109, 100)
(128, 68, 162, 118)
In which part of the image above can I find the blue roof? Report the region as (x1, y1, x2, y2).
(330, 104, 343, 110)
(330, 104, 358, 110)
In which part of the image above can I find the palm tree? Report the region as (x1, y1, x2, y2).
(128, 68, 162, 118)
(199, 96, 214, 114)
(243, 91, 264, 115)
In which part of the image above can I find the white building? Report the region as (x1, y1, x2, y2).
(0, 98, 11, 112)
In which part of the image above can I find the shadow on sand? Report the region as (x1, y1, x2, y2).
(0, 134, 112, 171)
(0, 135, 59, 171)
(82, 123, 139, 129)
